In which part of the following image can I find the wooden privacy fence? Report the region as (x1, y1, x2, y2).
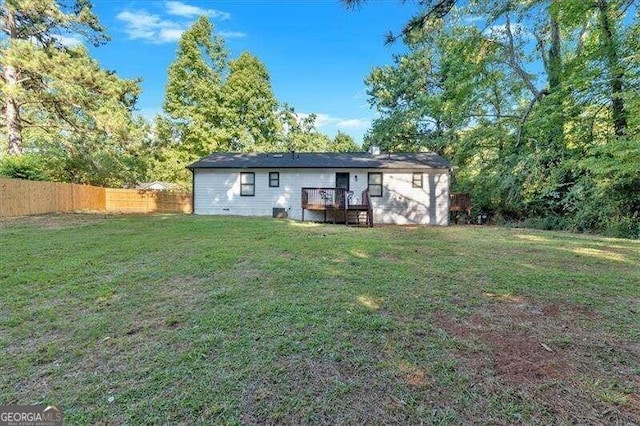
(0, 178, 192, 217)
(0, 178, 105, 216)
(105, 189, 192, 214)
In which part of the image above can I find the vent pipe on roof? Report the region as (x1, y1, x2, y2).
(369, 145, 381, 155)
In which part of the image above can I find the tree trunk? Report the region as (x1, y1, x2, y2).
(4, 68, 23, 156)
(2, 5, 23, 155)
(547, 5, 564, 148)
(597, 0, 627, 137)
(548, 10, 561, 92)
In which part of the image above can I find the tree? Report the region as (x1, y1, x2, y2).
(354, 0, 639, 236)
(344, 0, 457, 43)
(162, 16, 228, 157)
(278, 106, 334, 152)
(222, 52, 282, 152)
(594, 0, 628, 137)
(154, 16, 230, 185)
(330, 131, 359, 152)
(0, 0, 139, 157)
(37, 115, 152, 186)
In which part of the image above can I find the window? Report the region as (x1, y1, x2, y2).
(240, 172, 255, 196)
(368, 172, 383, 197)
(412, 172, 423, 188)
(269, 172, 280, 187)
(336, 173, 349, 191)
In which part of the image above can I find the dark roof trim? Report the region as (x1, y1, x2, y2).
(188, 152, 451, 170)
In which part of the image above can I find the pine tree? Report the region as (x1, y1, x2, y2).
(0, 0, 140, 156)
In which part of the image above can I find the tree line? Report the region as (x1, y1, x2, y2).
(349, 0, 639, 238)
(0, 1, 357, 189)
(151, 16, 358, 185)
(2, 0, 637, 237)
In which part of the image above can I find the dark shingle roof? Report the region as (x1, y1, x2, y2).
(188, 152, 451, 170)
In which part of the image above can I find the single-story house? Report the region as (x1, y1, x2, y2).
(134, 181, 183, 191)
(187, 148, 451, 226)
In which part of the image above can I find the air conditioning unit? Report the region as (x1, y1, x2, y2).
(272, 208, 287, 218)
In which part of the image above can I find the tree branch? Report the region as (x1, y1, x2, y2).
(504, 13, 540, 98)
(574, 22, 588, 57)
(516, 89, 548, 148)
(534, 30, 549, 74)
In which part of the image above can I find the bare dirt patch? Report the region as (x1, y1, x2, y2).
(435, 295, 640, 422)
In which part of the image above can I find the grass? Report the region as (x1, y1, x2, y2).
(1, 213, 639, 423)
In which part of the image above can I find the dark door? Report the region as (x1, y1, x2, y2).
(336, 173, 350, 191)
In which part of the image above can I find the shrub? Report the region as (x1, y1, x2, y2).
(0, 154, 50, 181)
(518, 215, 569, 231)
(603, 215, 640, 240)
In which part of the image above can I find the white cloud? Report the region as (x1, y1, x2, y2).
(117, 4, 241, 44)
(312, 113, 334, 128)
(336, 118, 370, 130)
(138, 107, 161, 122)
(117, 10, 184, 43)
(352, 90, 365, 100)
(53, 34, 83, 47)
(218, 31, 246, 39)
(462, 15, 484, 24)
(165, 1, 230, 20)
(298, 113, 371, 131)
(158, 28, 185, 42)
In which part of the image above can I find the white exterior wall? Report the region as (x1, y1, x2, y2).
(370, 170, 449, 225)
(193, 168, 449, 225)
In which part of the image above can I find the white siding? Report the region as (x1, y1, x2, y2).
(370, 171, 449, 225)
(193, 168, 449, 225)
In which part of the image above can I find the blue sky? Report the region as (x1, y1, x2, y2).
(82, 1, 422, 144)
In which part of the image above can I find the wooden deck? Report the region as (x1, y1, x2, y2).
(301, 187, 373, 227)
(450, 192, 472, 224)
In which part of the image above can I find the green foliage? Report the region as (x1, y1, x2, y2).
(0, 116, 150, 187)
(0, 154, 49, 181)
(362, 0, 640, 238)
(0, 0, 147, 186)
(330, 131, 359, 152)
(154, 20, 344, 187)
(162, 16, 229, 158)
(43, 125, 150, 187)
(517, 216, 570, 232)
(154, 16, 230, 185)
(222, 52, 282, 152)
(603, 215, 640, 239)
(277, 107, 337, 152)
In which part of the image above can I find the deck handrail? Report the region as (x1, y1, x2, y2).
(301, 187, 348, 210)
(362, 189, 373, 227)
(301, 187, 373, 226)
(450, 192, 471, 213)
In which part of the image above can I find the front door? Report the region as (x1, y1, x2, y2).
(335, 173, 349, 191)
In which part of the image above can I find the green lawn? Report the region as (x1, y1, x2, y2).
(1, 214, 639, 423)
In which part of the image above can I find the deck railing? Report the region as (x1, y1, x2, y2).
(301, 187, 373, 226)
(301, 187, 347, 210)
(363, 189, 373, 227)
(450, 192, 471, 214)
